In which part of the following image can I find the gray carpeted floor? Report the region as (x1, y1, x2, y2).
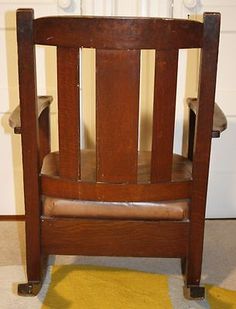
(1, 220, 236, 308)
(1, 220, 236, 289)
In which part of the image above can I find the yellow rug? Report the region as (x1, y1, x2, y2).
(41, 265, 236, 309)
(206, 285, 236, 309)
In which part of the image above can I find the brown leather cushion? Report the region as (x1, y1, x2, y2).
(42, 150, 191, 220)
(41, 150, 192, 182)
(43, 197, 189, 220)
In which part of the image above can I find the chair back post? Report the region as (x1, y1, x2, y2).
(17, 8, 41, 281)
(187, 12, 221, 286)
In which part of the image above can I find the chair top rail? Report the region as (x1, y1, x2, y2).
(32, 15, 203, 49)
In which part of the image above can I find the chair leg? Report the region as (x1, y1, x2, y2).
(18, 255, 47, 296)
(183, 285, 205, 300)
(182, 208, 206, 300)
(18, 215, 47, 297)
(18, 182, 46, 296)
(18, 259, 45, 296)
(182, 255, 205, 300)
(181, 233, 205, 300)
(18, 282, 42, 296)
(181, 257, 186, 276)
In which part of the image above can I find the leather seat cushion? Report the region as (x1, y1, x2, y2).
(43, 197, 189, 220)
(41, 150, 192, 182)
(42, 150, 191, 220)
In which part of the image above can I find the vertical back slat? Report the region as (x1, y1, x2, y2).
(57, 47, 80, 179)
(96, 50, 140, 183)
(151, 50, 178, 182)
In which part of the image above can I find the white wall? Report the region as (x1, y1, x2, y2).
(2, 0, 235, 217)
(174, 0, 236, 217)
(0, 0, 78, 214)
(0, 0, 170, 215)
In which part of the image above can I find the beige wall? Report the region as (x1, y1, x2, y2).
(1, 0, 171, 215)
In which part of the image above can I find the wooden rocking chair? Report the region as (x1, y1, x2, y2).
(9, 9, 227, 299)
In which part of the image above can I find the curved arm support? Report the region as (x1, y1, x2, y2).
(9, 95, 53, 134)
(187, 97, 227, 138)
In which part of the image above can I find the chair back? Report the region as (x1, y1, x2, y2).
(17, 10, 220, 203)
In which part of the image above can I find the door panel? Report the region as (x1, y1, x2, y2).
(81, 1, 171, 151)
(0, 2, 52, 215)
(0, 0, 76, 215)
(2, 0, 201, 215)
(174, 0, 236, 217)
(207, 118, 236, 218)
(216, 33, 236, 115)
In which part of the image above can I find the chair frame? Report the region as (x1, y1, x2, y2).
(10, 9, 226, 299)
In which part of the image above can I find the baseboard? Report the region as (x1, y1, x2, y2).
(206, 218, 236, 220)
(0, 215, 25, 221)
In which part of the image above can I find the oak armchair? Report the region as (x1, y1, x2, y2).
(10, 9, 227, 299)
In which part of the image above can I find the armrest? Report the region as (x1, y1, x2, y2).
(187, 97, 227, 138)
(9, 95, 53, 134)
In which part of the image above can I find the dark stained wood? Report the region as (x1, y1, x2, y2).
(41, 150, 192, 182)
(9, 95, 53, 134)
(151, 50, 178, 182)
(33, 16, 203, 50)
(16, 8, 42, 282)
(8, 105, 21, 134)
(41, 218, 189, 257)
(57, 47, 80, 180)
(0, 215, 25, 221)
(212, 104, 227, 136)
(40, 174, 192, 201)
(14, 9, 222, 298)
(38, 106, 50, 167)
(96, 50, 140, 183)
(186, 12, 221, 287)
(187, 108, 196, 161)
(187, 98, 227, 138)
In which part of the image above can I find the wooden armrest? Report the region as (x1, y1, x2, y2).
(187, 97, 227, 138)
(9, 95, 53, 134)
